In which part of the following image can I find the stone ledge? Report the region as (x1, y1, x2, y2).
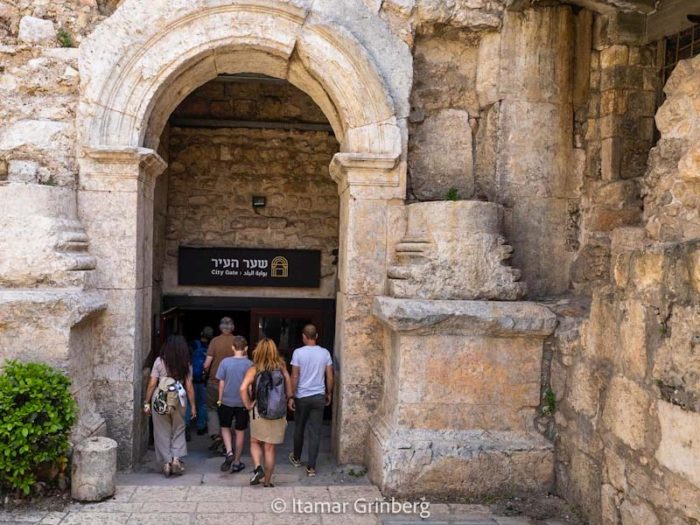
(372, 296, 557, 336)
(0, 288, 106, 327)
(368, 418, 554, 498)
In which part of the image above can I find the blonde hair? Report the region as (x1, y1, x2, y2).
(252, 338, 285, 372)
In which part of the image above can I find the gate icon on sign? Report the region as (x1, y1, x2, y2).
(271, 256, 289, 278)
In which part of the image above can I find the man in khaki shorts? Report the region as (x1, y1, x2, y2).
(203, 317, 235, 452)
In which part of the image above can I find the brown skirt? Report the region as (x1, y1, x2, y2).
(249, 406, 287, 444)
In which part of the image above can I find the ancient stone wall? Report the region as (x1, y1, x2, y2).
(405, 5, 580, 298)
(159, 126, 340, 299)
(0, 2, 113, 188)
(550, 52, 700, 525)
(154, 79, 340, 300)
(570, 13, 658, 294)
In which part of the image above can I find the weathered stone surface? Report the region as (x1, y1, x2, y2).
(408, 109, 474, 200)
(0, 288, 106, 442)
(0, 184, 96, 287)
(368, 421, 554, 498)
(602, 376, 651, 450)
(644, 53, 700, 242)
(619, 499, 659, 525)
(475, 32, 500, 108)
(567, 362, 602, 418)
(71, 437, 117, 502)
(373, 296, 557, 336)
(412, 0, 505, 32)
(655, 401, 700, 487)
(394, 334, 544, 431)
(0, 120, 69, 151)
(371, 294, 555, 497)
(652, 305, 700, 408)
(18, 16, 56, 45)
(7, 159, 38, 183)
(388, 201, 525, 300)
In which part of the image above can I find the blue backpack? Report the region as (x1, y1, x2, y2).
(192, 340, 208, 381)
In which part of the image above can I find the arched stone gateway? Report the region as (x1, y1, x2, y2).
(77, 0, 409, 468)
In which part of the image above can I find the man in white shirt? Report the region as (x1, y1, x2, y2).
(288, 324, 334, 477)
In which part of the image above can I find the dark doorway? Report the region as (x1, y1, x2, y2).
(181, 309, 251, 345)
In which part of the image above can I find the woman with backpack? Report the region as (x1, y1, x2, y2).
(143, 334, 196, 477)
(240, 338, 293, 487)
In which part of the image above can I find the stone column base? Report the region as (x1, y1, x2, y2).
(368, 418, 554, 498)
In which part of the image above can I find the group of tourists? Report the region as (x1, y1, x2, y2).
(143, 317, 334, 487)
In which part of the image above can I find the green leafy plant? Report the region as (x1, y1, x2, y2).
(0, 361, 76, 495)
(40, 175, 57, 187)
(57, 28, 74, 48)
(446, 187, 459, 201)
(542, 387, 556, 415)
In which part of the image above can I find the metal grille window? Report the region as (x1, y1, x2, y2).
(662, 24, 700, 86)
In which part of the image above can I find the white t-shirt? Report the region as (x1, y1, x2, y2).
(290, 345, 333, 398)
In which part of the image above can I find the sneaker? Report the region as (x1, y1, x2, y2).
(220, 453, 234, 472)
(250, 466, 264, 485)
(231, 462, 245, 473)
(288, 452, 302, 468)
(306, 466, 316, 477)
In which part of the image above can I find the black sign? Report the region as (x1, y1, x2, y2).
(178, 247, 321, 288)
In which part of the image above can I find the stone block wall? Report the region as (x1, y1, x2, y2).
(159, 126, 340, 299)
(571, 12, 658, 293)
(549, 52, 700, 525)
(0, 2, 112, 188)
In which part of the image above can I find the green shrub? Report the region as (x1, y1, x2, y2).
(0, 361, 76, 495)
(446, 187, 460, 201)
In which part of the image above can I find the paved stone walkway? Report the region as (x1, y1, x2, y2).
(1, 424, 572, 524)
(0, 485, 550, 524)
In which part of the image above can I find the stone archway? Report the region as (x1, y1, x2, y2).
(77, 0, 408, 467)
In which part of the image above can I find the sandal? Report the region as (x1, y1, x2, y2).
(208, 435, 223, 451)
(263, 482, 275, 488)
(171, 458, 185, 476)
(162, 462, 172, 478)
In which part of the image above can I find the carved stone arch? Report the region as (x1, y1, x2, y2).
(79, 1, 401, 156)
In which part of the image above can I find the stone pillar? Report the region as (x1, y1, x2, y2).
(497, 6, 576, 296)
(78, 147, 167, 468)
(329, 152, 404, 464)
(367, 197, 556, 497)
